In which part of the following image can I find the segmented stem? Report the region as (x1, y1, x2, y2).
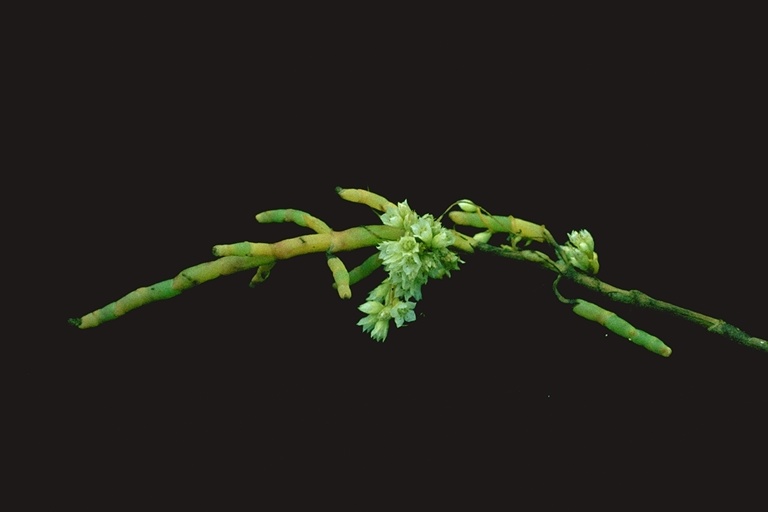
(448, 211, 547, 243)
(70, 256, 270, 329)
(572, 299, 672, 357)
(336, 187, 397, 212)
(256, 209, 332, 234)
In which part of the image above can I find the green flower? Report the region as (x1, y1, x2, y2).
(421, 250, 461, 280)
(473, 231, 492, 243)
(457, 199, 479, 213)
(411, 214, 455, 250)
(365, 279, 392, 303)
(560, 229, 599, 274)
(430, 229, 454, 249)
(390, 299, 417, 327)
(410, 216, 435, 245)
(379, 236, 425, 299)
(357, 199, 463, 341)
(379, 236, 421, 279)
(380, 200, 418, 230)
(357, 281, 417, 341)
(568, 229, 594, 254)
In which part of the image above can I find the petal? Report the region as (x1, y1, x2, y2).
(358, 301, 384, 314)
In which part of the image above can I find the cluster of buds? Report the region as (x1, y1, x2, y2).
(560, 229, 599, 274)
(357, 201, 462, 341)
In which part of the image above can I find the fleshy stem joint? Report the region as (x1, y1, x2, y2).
(69, 187, 767, 357)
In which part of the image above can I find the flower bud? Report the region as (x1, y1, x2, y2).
(561, 229, 599, 274)
(473, 231, 492, 243)
(457, 199, 479, 213)
(567, 229, 595, 254)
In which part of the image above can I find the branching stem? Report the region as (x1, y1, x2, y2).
(475, 242, 768, 353)
(69, 187, 767, 355)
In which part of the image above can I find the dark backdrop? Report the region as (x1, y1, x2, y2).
(21, 11, 765, 507)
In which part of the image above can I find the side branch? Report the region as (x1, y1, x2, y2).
(448, 211, 547, 242)
(475, 243, 768, 353)
(71, 225, 407, 329)
(565, 269, 768, 353)
(212, 225, 404, 258)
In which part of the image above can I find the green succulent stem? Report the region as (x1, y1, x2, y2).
(474, 242, 768, 354)
(68, 187, 767, 357)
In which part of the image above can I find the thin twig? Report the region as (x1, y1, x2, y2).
(475, 242, 768, 353)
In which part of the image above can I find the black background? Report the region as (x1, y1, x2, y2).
(17, 7, 765, 507)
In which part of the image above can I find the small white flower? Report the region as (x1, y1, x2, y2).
(380, 201, 417, 230)
(365, 279, 392, 302)
(358, 199, 464, 341)
(560, 229, 599, 274)
(358, 300, 385, 316)
(390, 299, 417, 327)
(368, 318, 390, 341)
(379, 236, 422, 284)
(356, 283, 417, 341)
(357, 302, 391, 342)
(430, 228, 454, 249)
(410, 216, 434, 245)
(568, 229, 594, 254)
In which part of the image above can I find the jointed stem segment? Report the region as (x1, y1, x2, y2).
(344, 253, 383, 286)
(69, 187, 767, 357)
(327, 254, 351, 299)
(70, 256, 268, 329)
(335, 187, 396, 212)
(256, 209, 332, 234)
(71, 191, 412, 329)
(572, 299, 672, 357)
(448, 211, 547, 243)
(212, 225, 405, 259)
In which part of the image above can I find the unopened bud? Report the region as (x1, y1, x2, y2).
(472, 231, 492, 243)
(561, 229, 599, 274)
(457, 199, 479, 213)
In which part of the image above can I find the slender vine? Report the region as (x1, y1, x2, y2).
(69, 187, 767, 357)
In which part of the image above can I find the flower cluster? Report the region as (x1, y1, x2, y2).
(357, 200, 462, 341)
(356, 279, 417, 342)
(560, 229, 599, 274)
